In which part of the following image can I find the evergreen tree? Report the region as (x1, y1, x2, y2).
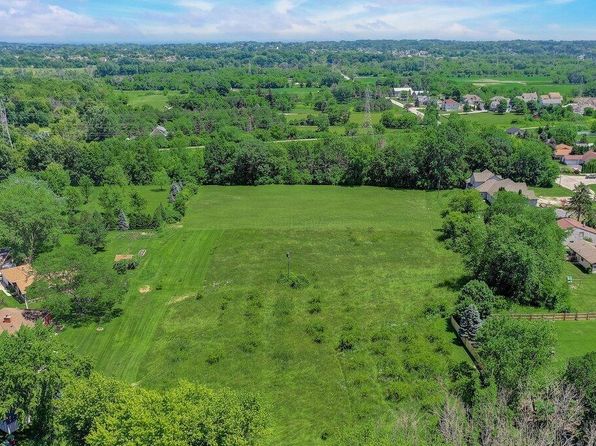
(78, 212, 107, 252)
(168, 181, 183, 203)
(117, 209, 129, 231)
(459, 304, 482, 340)
(568, 183, 594, 223)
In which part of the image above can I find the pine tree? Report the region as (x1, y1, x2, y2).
(168, 181, 183, 203)
(459, 304, 482, 340)
(117, 209, 129, 231)
(568, 183, 594, 223)
(151, 203, 165, 228)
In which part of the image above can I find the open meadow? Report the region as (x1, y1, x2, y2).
(60, 186, 472, 444)
(58, 184, 596, 444)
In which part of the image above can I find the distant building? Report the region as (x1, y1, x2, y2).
(442, 98, 461, 112)
(553, 144, 573, 160)
(415, 95, 430, 106)
(462, 94, 484, 110)
(540, 92, 563, 106)
(150, 125, 168, 137)
(569, 97, 596, 115)
(506, 127, 526, 137)
(561, 150, 596, 169)
(489, 96, 510, 112)
(518, 92, 538, 103)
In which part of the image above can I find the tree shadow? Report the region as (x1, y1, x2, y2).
(435, 275, 472, 293)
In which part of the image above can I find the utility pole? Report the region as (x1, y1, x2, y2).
(364, 88, 372, 131)
(286, 252, 291, 279)
(0, 99, 13, 149)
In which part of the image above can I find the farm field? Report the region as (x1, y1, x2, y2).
(449, 76, 580, 97)
(60, 186, 471, 445)
(81, 184, 169, 213)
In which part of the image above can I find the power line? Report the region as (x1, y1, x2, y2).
(0, 99, 14, 149)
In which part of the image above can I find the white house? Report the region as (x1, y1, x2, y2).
(557, 218, 596, 244)
(567, 240, 596, 273)
(540, 92, 563, 106)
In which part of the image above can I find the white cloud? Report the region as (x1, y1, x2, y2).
(0, 0, 119, 40)
(0, 0, 593, 42)
(547, 0, 575, 4)
(176, 1, 214, 12)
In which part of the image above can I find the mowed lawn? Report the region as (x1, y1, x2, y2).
(61, 186, 469, 445)
(120, 90, 174, 109)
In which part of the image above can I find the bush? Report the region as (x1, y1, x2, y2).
(277, 272, 310, 289)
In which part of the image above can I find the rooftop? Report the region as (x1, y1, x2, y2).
(1, 264, 35, 293)
(568, 240, 596, 264)
(557, 218, 596, 236)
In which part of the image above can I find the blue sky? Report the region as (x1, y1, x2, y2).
(0, 0, 594, 42)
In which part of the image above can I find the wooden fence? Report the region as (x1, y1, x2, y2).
(509, 312, 596, 321)
(450, 316, 485, 375)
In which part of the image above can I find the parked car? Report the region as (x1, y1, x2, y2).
(586, 174, 596, 179)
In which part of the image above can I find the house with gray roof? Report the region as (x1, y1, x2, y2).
(469, 171, 537, 206)
(567, 240, 596, 273)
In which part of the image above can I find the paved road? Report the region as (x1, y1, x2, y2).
(557, 175, 596, 191)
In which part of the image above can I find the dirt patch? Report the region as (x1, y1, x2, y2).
(139, 285, 151, 294)
(168, 294, 193, 305)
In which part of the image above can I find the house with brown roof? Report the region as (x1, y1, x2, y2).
(466, 169, 501, 188)
(567, 240, 596, 273)
(557, 218, 596, 244)
(0, 264, 35, 302)
(553, 144, 573, 160)
(518, 92, 538, 103)
(441, 98, 461, 112)
(470, 173, 537, 206)
(540, 92, 563, 106)
(561, 150, 596, 169)
(462, 94, 484, 110)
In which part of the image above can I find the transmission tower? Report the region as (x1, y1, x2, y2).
(363, 88, 372, 130)
(0, 99, 13, 149)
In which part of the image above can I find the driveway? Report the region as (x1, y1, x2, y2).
(557, 175, 596, 191)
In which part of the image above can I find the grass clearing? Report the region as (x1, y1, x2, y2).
(62, 185, 470, 444)
(530, 184, 571, 197)
(120, 90, 174, 109)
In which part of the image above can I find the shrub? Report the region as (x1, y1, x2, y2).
(277, 272, 310, 289)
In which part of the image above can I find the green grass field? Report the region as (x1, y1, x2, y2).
(530, 184, 572, 197)
(120, 90, 174, 109)
(81, 185, 169, 214)
(439, 112, 536, 129)
(61, 186, 471, 444)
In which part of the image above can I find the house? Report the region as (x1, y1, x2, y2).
(569, 97, 596, 115)
(567, 240, 596, 273)
(415, 95, 430, 106)
(462, 94, 484, 110)
(150, 125, 168, 137)
(0, 264, 35, 302)
(393, 87, 413, 98)
(489, 96, 510, 112)
(442, 98, 461, 112)
(582, 150, 596, 164)
(506, 127, 526, 137)
(471, 174, 538, 206)
(557, 218, 596, 244)
(540, 92, 563, 106)
(561, 151, 596, 169)
(562, 154, 583, 167)
(553, 144, 573, 160)
(518, 92, 538, 103)
(466, 169, 501, 188)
